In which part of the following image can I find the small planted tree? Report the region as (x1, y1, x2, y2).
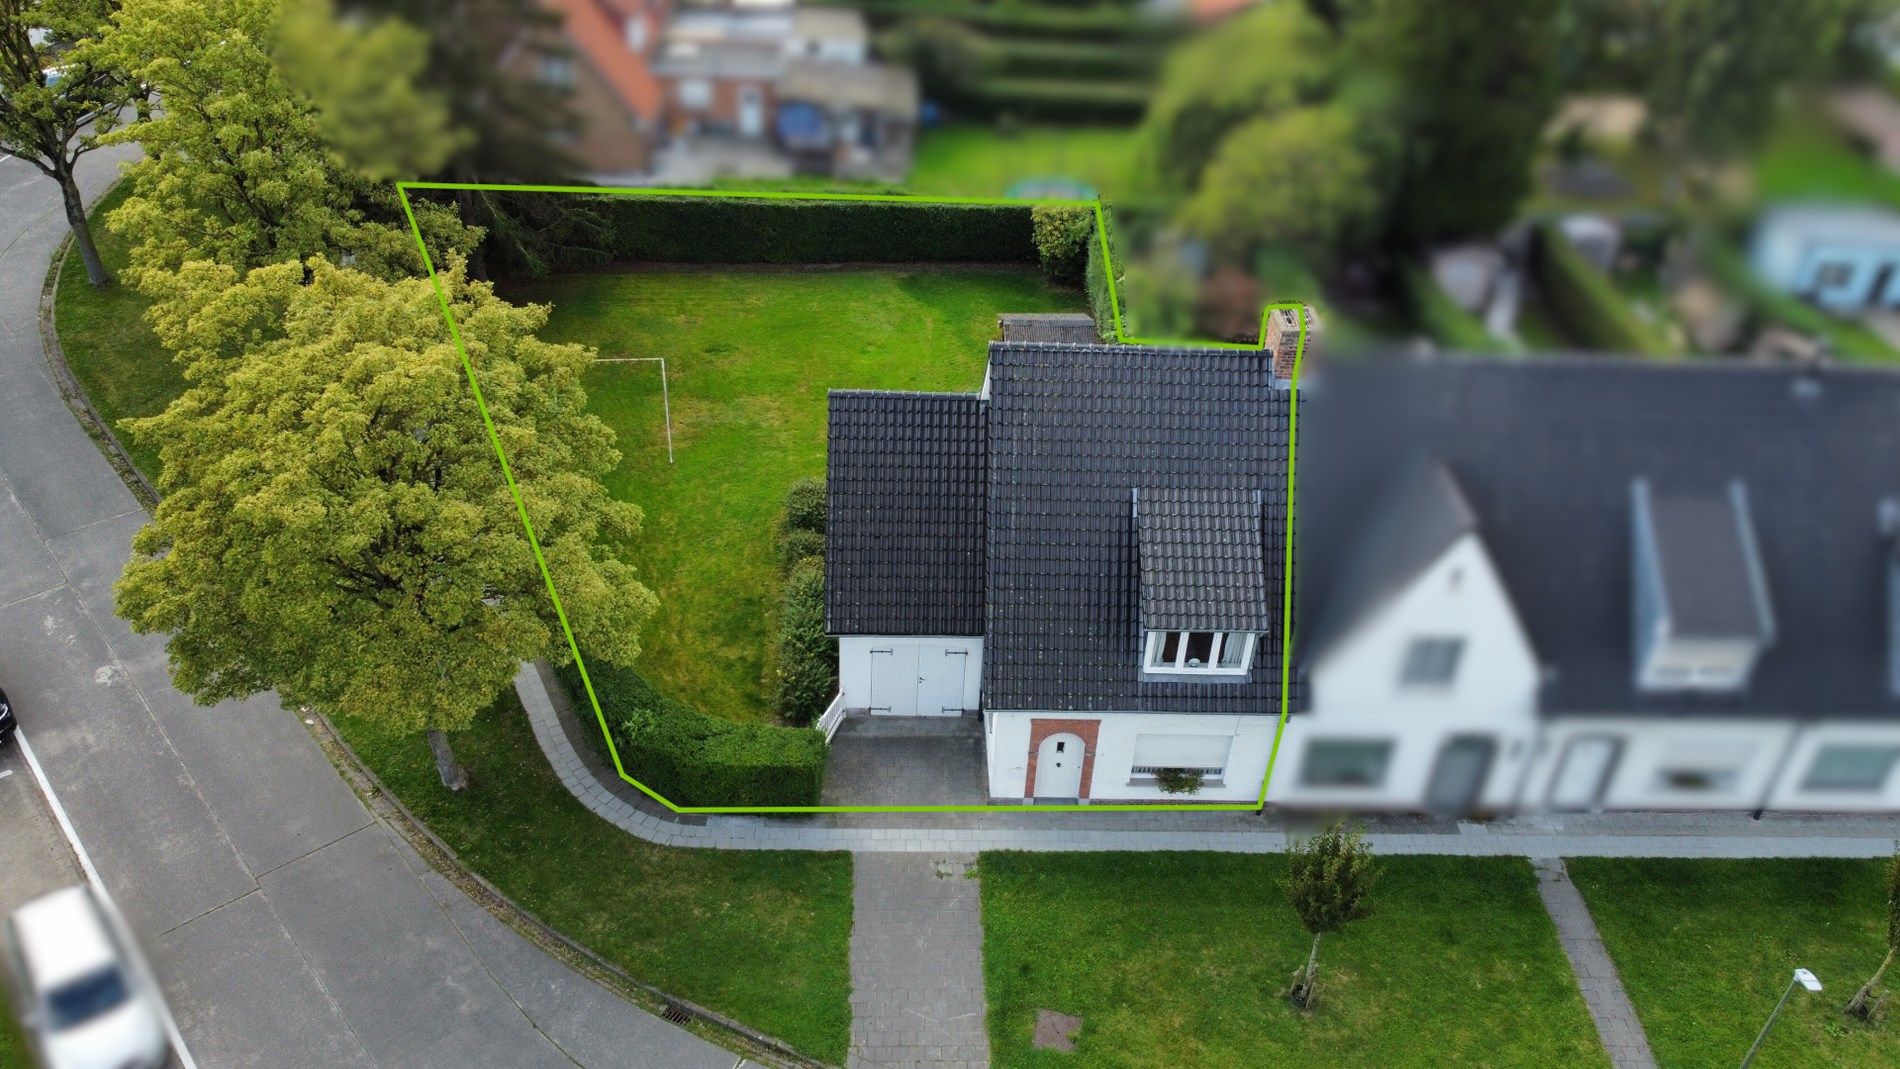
(1845, 849, 1900, 1020)
(1285, 822, 1377, 1010)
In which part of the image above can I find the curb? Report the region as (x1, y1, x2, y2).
(308, 712, 835, 1069)
(37, 205, 161, 510)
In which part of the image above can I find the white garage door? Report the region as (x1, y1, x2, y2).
(868, 644, 969, 716)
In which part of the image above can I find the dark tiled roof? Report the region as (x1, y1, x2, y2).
(1299, 360, 1900, 718)
(984, 342, 1295, 714)
(1137, 486, 1273, 631)
(998, 313, 1100, 345)
(824, 391, 986, 636)
(1634, 480, 1773, 639)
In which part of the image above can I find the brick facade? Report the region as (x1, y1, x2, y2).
(1025, 718, 1101, 800)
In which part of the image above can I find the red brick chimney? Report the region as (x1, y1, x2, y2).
(1264, 305, 1312, 382)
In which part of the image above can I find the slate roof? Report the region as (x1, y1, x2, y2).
(1298, 359, 1900, 718)
(825, 392, 987, 636)
(983, 342, 1295, 714)
(1136, 487, 1273, 632)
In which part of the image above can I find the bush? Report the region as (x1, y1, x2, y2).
(1032, 205, 1093, 285)
(489, 195, 1038, 274)
(773, 558, 836, 726)
(1531, 221, 1672, 356)
(779, 527, 826, 574)
(1084, 204, 1121, 340)
(781, 475, 827, 536)
(556, 658, 826, 808)
(1154, 768, 1204, 795)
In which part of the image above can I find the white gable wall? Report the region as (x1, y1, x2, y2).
(1271, 533, 1541, 809)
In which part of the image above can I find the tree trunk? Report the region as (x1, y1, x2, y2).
(1291, 932, 1323, 1009)
(428, 729, 469, 792)
(56, 164, 112, 287)
(1846, 946, 1895, 1019)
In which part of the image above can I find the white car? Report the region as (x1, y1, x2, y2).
(5, 886, 170, 1069)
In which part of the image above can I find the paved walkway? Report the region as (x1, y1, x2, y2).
(3, 149, 750, 1067)
(522, 664, 1900, 858)
(1534, 859, 1658, 1069)
(847, 854, 989, 1069)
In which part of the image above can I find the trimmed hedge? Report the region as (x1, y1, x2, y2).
(1531, 221, 1672, 356)
(1083, 204, 1120, 339)
(773, 558, 836, 726)
(1399, 261, 1513, 354)
(515, 195, 1038, 272)
(962, 76, 1150, 122)
(557, 659, 826, 808)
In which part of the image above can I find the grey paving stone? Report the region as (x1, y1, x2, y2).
(1535, 858, 1659, 1069)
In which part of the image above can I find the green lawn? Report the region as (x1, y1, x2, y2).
(1756, 109, 1900, 208)
(0, 981, 27, 1069)
(907, 123, 1142, 199)
(333, 696, 855, 1062)
(506, 267, 1082, 723)
(1569, 858, 1900, 1069)
(979, 852, 1610, 1069)
(54, 182, 179, 481)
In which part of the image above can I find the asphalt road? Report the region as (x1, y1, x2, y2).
(0, 149, 744, 1068)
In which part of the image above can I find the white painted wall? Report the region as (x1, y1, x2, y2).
(1519, 717, 1798, 811)
(984, 709, 1275, 802)
(837, 635, 982, 714)
(1765, 723, 1900, 811)
(1270, 534, 1541, 809)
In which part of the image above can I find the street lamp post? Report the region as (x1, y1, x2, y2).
(1739, 968, 1823, 1069)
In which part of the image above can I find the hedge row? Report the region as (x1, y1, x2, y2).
(773, 478, 837, 726)
(1531, 221, 1672, 356)
(1399, 261, 1513, 354)
(513, 195, 1039, 272)
(1083, 204, 1119, 340)
(842, 0, 1170, 39)
(557, 658, 826, 808)
(961, 76, 1150, 122)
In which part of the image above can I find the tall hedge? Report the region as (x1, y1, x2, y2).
(1032, 204, 1093, 285)
(557, 658, 826, 808)
(1531, 221, 1671, 356)
(1084, 204, 1121, 340)
(513, 195, 1038, 271)
(773, 558, 836, 726)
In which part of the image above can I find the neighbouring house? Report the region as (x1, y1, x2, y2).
(824, 322, 1300, 803)
(1286, 360, 1900, 814)
(1751, 203, 1900, 312)
(515, 0, 916, 182)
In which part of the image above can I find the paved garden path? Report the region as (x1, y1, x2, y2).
(522, 664, 1900, 858)
(1534, 859, 1658, 1069)
(847, 854, 989, 1069)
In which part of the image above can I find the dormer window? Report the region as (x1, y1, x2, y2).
(1145, 631, 1257, 675)
(1630, 479, 1776, 693)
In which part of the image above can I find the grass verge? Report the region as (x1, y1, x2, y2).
(978, 851, 1609, 1069)
(1568, 857, 1900, 1069)
(506, 267, 1081, 723)
(53, 182, 178, 482)
(332, 694, 854, 1062)
(907, 123, 1141, 199)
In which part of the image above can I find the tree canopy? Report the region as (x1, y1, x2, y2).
(1179, 105, 1380, 264)
(115, 257, 657, 733)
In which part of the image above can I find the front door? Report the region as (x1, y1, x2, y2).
(1424, 735, 1496, 815)
(915, 645, 966, 716)
(1034, 734, 1085, 799)
(1549, 736, 1621, 811)
(738, 85, 765, 138)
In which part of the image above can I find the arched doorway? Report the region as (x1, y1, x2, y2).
(1034, 733, 1086, 799)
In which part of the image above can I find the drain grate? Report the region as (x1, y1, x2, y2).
(661, 1000, 692, 1025)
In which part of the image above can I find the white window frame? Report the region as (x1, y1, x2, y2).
(678, 78, 713, 109)
(1143, 631, 1256, 676)
(1399, 636, 1464, 688)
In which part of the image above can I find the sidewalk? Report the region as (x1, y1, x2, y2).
(1534, 859, 1658, 1069)
(522, 663, 1900, 857)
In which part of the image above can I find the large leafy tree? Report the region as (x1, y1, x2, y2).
(98, 0, 466, 286)
(1179, 105, 1380, 264)
(1285, 822, 1378, 1010)
(115, 258, 657, 787)
(0, 0, 140, 285)
(1341, 0, 1564, 243)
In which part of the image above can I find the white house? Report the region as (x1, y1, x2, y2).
(1751, 203, 1900, 312)
(824, 316, 1296, 803)
(1278, 360, 1900, 814)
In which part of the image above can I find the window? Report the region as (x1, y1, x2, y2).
(678, 78, 712, 109)
(1301, 740, 1394, 788)
(1400, 637, 1464, 687)
(1144, 631, 1256, 675)
(1130, 734, 1231, 779)
(1814, 261, 1853, 290)
(1652, 742, 1751, 793)
(537, 53, 574, 89)
(1802, 745, 1900, 791)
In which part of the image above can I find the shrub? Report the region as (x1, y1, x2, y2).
(1032, 205, 1093, 285)
(556, 658, 826, 807)
(781, 476, 827, 536)
(1530, 221, 1672, 356)
(779, 527, 826, 574)
(773, 558, 836, 726)
(1154, 768, 1204, 795)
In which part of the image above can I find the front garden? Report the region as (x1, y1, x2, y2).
(978, 851, 1609, 1069)
(1569, 857, 1900, 1068)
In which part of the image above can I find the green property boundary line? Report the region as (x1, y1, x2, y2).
(396, 181, 1305, 815)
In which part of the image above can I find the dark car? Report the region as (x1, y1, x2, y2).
(0, 687, 14, 746)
